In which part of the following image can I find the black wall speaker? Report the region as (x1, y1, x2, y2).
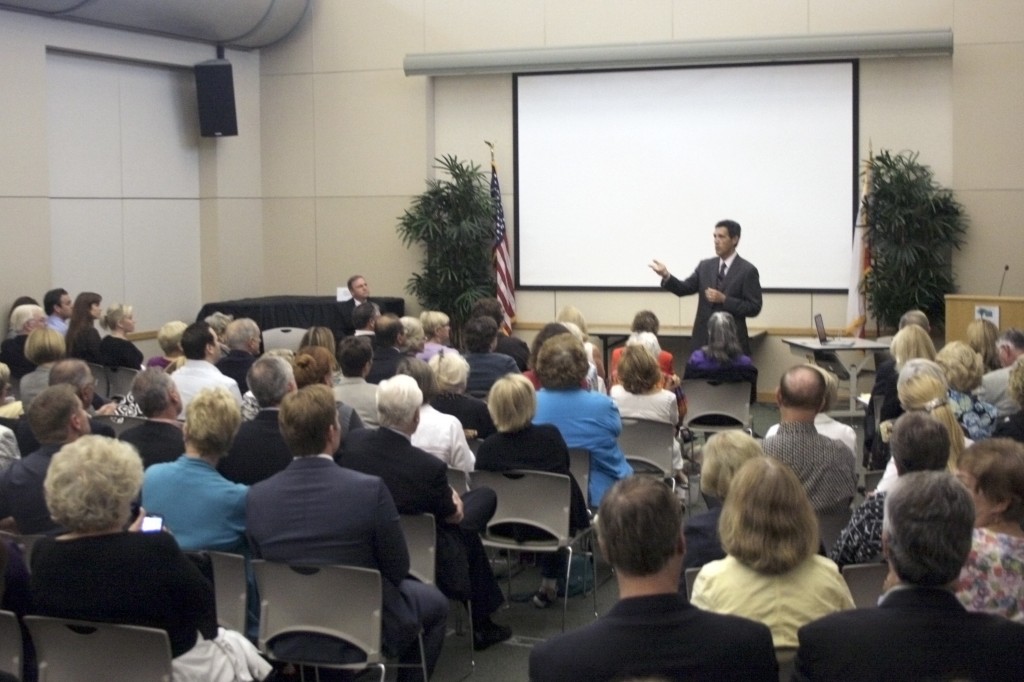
(194, 59, 238, 137)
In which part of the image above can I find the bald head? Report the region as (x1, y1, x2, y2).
(777, 365, 827, 414)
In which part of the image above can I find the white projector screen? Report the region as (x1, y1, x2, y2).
(514, 61, 856, 290)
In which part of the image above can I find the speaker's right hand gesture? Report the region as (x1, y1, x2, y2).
(649, 260, 669, 279)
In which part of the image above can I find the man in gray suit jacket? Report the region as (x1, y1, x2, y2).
(246, 384, 447, 681)
(650, 219, 762, 354)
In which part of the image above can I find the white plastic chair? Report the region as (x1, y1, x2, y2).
(262, 327, 307, 353)
(618, 417, 677, 488)
(841, 562, 889, 608)
(0, 610, 22, 681)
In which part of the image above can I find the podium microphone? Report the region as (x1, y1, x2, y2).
(999, 265, 1010, 296)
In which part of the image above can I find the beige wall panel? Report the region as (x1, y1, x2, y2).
(952, 44, 1024, 191)
(0, 198, 51, 329)
(423, 0, 545, 52)
(313, 0, 424, 73)
(313, 71, 428, 197)
(261, 0, 315, 76)
(204, 198, 265, 302)
(50, 198, 126, 303)
(433, 75, 513, 173)
(809, 0, 953, 33)
(859, 58, 953, 185)
(261, 74, 316, 197)
(514, 291, 558, 327)
(954, 0, 1024, 45)
(758, 293, 812, 329)
(263, 197, 318, 294)
(0, 14, 47, 197)
(953, 189, 1024, 298)
(545, 0, 674, 45)
(314, 196, 419, 304)
(672, 0, 809, 40)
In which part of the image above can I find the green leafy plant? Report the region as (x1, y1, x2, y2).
(397, 155, 496, 344)
(863, 150, 968, 331)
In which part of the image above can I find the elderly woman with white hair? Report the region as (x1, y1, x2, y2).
(429, 351, 495, 440)
(398, 357, 476, 472)
(0, 303, 47, 380)
(684, 311, 757, 401)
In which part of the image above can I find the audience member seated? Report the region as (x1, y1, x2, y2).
(351, 300, 380, 337)
(471, 297, 529, 371)
(0, 385, 91, 534)
(43, 287, 72, 336)
(0, 414, 18, 472)
(830, 412, 950, 569)
(19, 327, 65, 407)
(146, 320, 187, 370)
(64, 291, 103, 365)
(863, 317, 935, 469)
(203, 311, 234, 355)
(365, 314, 406, 385)
(683, 431, 762, 572)
(610, 344, 682, 474)
(522, 322, 570, 390)
(559, 321, 604, 392)
(608, 309, 675, 385)
(983, 328, 1024, 418)
(967, 318, 1002, 373)
(142, 388, 247, 553)
(31, 435, 270, 680)
(876, 359, 968, 493)
(534, 333, 632, 508)
(955, 438, 1024, 622)
(98, 303, 143, 369)
(556, 305, 606, 383)
(170, 321, 242, 417)
(994, 360, 1024, 443)
(0, 304, 46, 380)
(215, 318, 261, 392)
(691, 457, 854, 647)
(762, 365, 856, 514)
(293, 345, 363, 438)
(476, 374, 590, 608)
(766, 363, 856, 457)
(0, 538, 31, 681)
(297, 326, 339, 383)
(339, 375, 512, 651)
(794, 471, 1024, 680)
(218, 356, 296, 485)
(937, 340, 997, 440)
(0, 363, 22, 420)
(529, 476, 777, 682)
(247, 384, 447, 680)
(400, 316, 426, 356)
(683, 311, 757, 402)
(118, 368, 185, 469)
(398, 357, 475, 472)
(429, 352, 495, 441)
(333, 336, 379, 427)
(463, 316, 520, 397)
(417, 310, 459, 363)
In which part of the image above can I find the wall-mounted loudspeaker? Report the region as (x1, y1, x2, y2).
(194, 59, 238, 137)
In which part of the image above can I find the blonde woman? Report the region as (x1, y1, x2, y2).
(936, 341, 997, 440)
(400, 315, 426, 356)
(146, 320, 187, 370)
(99, 303, 143, 369)
(429, 351, 495, 440)
(0, 362, 23, 419)
(417, 310, 458, 363)
(19, 327, 66, 407)
(691, 457, 854, 647)
(966, 319, 1001, 373)
(556, 305, 606, 382)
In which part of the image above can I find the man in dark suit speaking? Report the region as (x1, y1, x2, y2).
(650, 219, 762, 354)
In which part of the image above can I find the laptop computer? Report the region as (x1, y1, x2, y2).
(814, 313, 855, 347)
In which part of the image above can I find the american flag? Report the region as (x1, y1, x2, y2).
(491, 160, 516, 334)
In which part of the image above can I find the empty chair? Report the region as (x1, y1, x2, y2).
(841, 562, 889, 608)
(863, 469, 884, 494)
(24, 615, 173, 682)
(208, 551, 248, 635)
(0, 610, 21, 681)
(680, 379, 752, 457)
(86, 363, 109, 397)
(261, 327, 307, 353)
(618, 417, 676, 486)
(816, 506, 854, 554)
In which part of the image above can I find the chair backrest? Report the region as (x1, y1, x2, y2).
(776, 646, 798, 682)
(445, 467, 468, 494)
(0, 532, 44, 572)
(262, 327, 308, 353)
(863, 469, 884, 494)
(399, 514, 436, 585)
(841, 562, 889, 608)
(816, 505, 853, 553)
(680, 379, 751, 429)
(251, 560, 382, 663)
(470, 470, 571, 544)
(683, 566, 700, 601)
(567, 448, 591, 509)
(86, 363, 109, 397)
(208, 551, 248, 634)
(24, 615, 173, 682)
(0, 610, 22, 680)
(105, 366, 140, 399)
(618, 417, 675, 477)
(91, 415, 147, 437)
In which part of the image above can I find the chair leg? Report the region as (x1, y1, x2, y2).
(465, 599, 475, 668)
(562, 546, 573, 632)
(418, 632, 428, 682)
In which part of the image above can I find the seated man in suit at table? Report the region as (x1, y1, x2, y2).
(529, 476, 777, 681)
(338, 274, 371, 337)
(118, 368, 185, 469)
(794, 471, 1024, 680)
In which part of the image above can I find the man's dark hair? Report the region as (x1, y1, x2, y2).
(891, 412, 951, 475)
(778, 365, 826, 411)
(346, 274, 364, 290)
(630, 310, 660, 334)
(463, 316, 498, 353)
(374, 314, 403, 348)
(338, 336, 373, 377)
(715, 219, 741, 239)
(598, 476, 682, 576)
(43, 288, 67, 316)
(181, 322, 214, 360)
(470, 298, 504, 326)
(351, 302, 379, 331)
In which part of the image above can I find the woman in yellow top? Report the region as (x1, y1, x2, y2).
(691, 457, 854, 648)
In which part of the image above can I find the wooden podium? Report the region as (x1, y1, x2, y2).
(945, 295, 1024, 341)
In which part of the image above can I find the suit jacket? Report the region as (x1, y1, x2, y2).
(0, 443, 63, 534)
(366, 346, 403, 385)
(218, 409, 292, 485)
(14, 416, 115, 460)
(662, 254, 762, 354)
(682, 506, 725, 571)
(119, 420, 185, 469)
(495, 334, 529, 372)
(337, 298, 358, 337)
(215, 350, 256, 393)
(529, 593, 777, 682)
(794, 586, 1024, 681)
